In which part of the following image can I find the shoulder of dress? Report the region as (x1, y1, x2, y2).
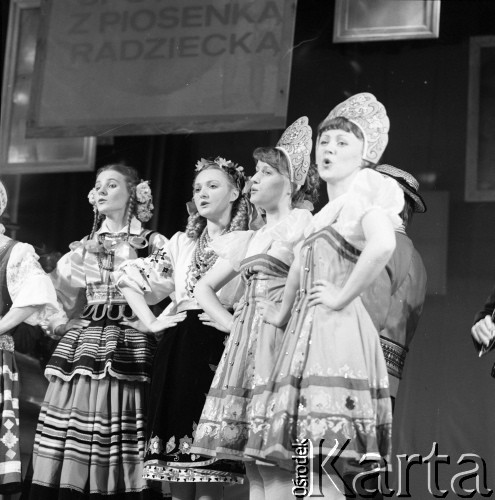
(147, 231, 168, 247)
(9, 241, 37, 260)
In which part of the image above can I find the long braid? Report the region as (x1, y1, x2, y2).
(126, 189, 137, 241)
(228, 195, 249, 232)
(89, 209, 104, 240)
(185, 211, 207, 240)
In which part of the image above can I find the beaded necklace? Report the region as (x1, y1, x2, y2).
(185, 226, 226, 297)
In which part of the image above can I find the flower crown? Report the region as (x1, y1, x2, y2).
(88, 179, 154, 223)
(195, 156, 245, 192)
(195, 156, 244, 174)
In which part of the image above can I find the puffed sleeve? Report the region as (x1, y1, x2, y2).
(49, 238, 88, 318)
(113, 232, 175, 305)
(208, 230, 254, 272)
(6, 243, 61, 326)
(336, 168, 404, 244)
(267, 209, 313, 266)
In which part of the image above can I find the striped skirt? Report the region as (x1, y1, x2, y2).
(0, 349, 21, 494)
(29, 374, 159, 499)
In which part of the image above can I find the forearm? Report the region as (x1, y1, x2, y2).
(0, 306, 40, 335)
(195, 281, 233, 331)
(120, 287, 157, 327)
(338, 239, 394, 308)
(278, 262, 301, 325)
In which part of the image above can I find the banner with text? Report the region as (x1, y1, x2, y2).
(27, 0, 297, 137)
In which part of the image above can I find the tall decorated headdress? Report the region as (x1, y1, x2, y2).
(324, 92, 389, 163)
(275, 116, 313, 189)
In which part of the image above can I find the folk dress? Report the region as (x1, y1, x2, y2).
(114, 230, 244, 484)
(244, 169, 404, 477)
(191, 209, 312, 461)
(0, 237, 59, 494)
(29, 218, 166, 500)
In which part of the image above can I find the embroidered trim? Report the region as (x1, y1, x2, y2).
(380, 336, 408, 379)
(80, 303, 136, 322)
(143, 464, 244, 484)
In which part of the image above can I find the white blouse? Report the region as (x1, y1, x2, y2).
(210, 208, 314, 271)
(48, 217, 167, 328)
(114, 230, 244, 313)
(307, 168, 405, 248)
(0, 238, 60, 326)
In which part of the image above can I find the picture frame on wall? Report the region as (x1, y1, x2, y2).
(0, 0, 95, 175)
(333, 0, 441, 43)
(465, 36, 495, 202)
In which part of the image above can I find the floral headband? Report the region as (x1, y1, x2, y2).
(194, 156, 246, 195)
(195, 156, 243, 172)
(187, 156, 246, 215)
(88, 179, 154, 222)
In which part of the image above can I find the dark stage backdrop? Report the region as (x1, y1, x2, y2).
(3, 1, 495, 497)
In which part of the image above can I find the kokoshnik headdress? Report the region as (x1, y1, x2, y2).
(324, 92, 389, 164)
(275, 116, 313, 190)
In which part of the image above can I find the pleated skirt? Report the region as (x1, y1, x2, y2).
(29, 374, 161, 499)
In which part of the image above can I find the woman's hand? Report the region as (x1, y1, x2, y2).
(256, 299, 286, 328)
(471, 315, 495, 347)
(308, 279, 344, 310)
(121, 312, 187, 340)
(232, 301, 243, 320)
(120, 318, 151, 333)
(51, 318, 91, 339)
(198, 312, 232, 333)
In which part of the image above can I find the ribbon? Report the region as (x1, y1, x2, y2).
(293, 199, 314, 212)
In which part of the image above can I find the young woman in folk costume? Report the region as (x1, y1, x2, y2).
(113, 158, 251, 500)
(252, 93, 405, 499)
(0, 181, 60, 495)
(29, 164, 178, 500)
(190, 117, 319, 500)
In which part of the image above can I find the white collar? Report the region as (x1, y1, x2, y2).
(96, 217, 142, 236)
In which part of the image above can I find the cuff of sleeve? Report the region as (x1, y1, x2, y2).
(113, 265, 150, 295)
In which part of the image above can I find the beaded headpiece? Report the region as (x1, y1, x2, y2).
(0, 181, 7, 217)
(275, 116, 313, 188)
(324, 93, 389, 163)
(376, 164, 427, 213)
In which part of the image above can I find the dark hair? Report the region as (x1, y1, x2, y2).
(185, 162, 249, 240)
(317, 116, 364, 141)
(316, 117, 375, 169)
(90, 163, 141, 240)
(401, 195, 415, 228)
(252, 147, 320, 207)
